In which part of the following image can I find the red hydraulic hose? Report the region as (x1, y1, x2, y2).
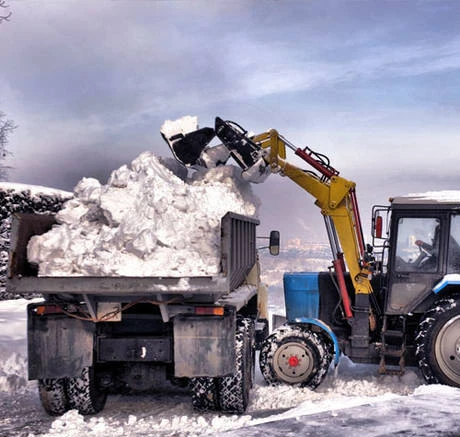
(295, 148, 336, 179)
(333, 258, 353, 319)
(349, 188, 365, 257)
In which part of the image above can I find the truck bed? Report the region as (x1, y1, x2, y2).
(7, 212, 259, 301)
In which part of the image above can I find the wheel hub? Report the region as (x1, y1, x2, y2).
(435, 314, 460, 384)
(288, 355, 300, 367)
(272, 341, 314, 384)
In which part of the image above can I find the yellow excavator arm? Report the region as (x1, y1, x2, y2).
(214, 120, 375, 321)
(253, 129, 373, 304)
(163, 117, 375, 320)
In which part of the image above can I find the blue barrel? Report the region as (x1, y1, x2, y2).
(283, 272, 320, 321)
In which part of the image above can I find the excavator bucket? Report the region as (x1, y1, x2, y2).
(161, 127, 216, 167)
(161, 116, 270, 182)
(214, 117, 270, 183)
(214, 117, 260, 171)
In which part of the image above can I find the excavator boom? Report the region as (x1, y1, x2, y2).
(163, 116, 375, 322)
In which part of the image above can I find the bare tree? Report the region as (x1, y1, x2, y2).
(0, 0, 12, 24)
(0, 112, 16, 180)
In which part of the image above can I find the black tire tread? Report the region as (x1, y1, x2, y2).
(218, 317, 254, 414)
(190, 377, 218, 412)
(66, 367, 107, 415)
(38, 378, 68, 416)
(259, 324, 332, 389)
(415, 293, 460, 386)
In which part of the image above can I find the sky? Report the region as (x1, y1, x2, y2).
(2, 0, 460, 243)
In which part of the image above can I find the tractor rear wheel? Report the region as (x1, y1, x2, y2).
(259, 324, 332, 389)
(416, 295, 460, 387)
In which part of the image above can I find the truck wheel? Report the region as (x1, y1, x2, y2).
(259, 324, 332, 389)
(416, 295, 460, 387)
(218, 317, 254, 414)
(255, 318, 269, 350)
(38, 378, 68, 416)
(66, 367, 107, 415)
(190, 377, 218, 411)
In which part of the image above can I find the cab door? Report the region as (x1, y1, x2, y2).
(386, 215, 445, 315)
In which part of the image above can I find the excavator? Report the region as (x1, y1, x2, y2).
(163, 116, 460, 391)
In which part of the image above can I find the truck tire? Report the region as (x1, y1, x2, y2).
(259, 324, 332, 389)
(66, 367, 107, 415)
(38, 378, 68, 416)
(218, 317, 254, 414)
(255, 318, 269, 350)
(416, 294, 460, 387)
(190, 377, 218, 411)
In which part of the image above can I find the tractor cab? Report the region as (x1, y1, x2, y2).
(373, 192, 460, 316)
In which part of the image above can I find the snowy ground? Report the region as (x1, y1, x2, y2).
(1, 297, 460, 437)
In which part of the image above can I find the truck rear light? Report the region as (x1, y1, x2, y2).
(194, 306, 225, 316)
(34, 305, 64, 315)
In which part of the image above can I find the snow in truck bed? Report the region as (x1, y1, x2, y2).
(27, 151, 259, 277)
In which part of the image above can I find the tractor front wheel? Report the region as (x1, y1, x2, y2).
(259, 324, 332, 389)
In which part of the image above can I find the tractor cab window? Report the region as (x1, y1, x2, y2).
(395, 217, 440, 272)
(448, 215, 460, 273)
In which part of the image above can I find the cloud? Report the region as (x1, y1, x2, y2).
(2, 0, 460, 240)
(222, 34, 460, 101)
(4, 1, 460, 122)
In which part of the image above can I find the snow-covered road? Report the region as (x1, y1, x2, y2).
(221, 385, 460, 436)
(1, 299, 459, 437)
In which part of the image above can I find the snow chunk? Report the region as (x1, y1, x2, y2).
(160, 115, 198, 139)
(27, 151, 259, 277)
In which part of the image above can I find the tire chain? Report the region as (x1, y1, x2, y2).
(38, 378, 68, 416)
(218, 317, 254, 414)
(259, 323, 333, 389)
(66, 367, 106, 415)
(190, 377, 218, 412)
(415, 294, 459, 384)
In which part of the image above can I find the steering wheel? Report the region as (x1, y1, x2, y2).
(415, 240, 433, 267)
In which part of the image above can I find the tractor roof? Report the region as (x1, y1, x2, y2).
(390, 190, 460, 207)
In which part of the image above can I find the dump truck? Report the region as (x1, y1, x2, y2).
(164, 116, 460, 391)
(7, 211, 274, 415)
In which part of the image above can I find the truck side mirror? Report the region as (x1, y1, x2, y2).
(269, 230, 280, 256)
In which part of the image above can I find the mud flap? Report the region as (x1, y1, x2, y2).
(28, 305, 94, 380)
(174, 312, 235, 377)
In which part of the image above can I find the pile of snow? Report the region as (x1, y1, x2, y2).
(28, 152, 259, 277)
(0, 298, 41, 394)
